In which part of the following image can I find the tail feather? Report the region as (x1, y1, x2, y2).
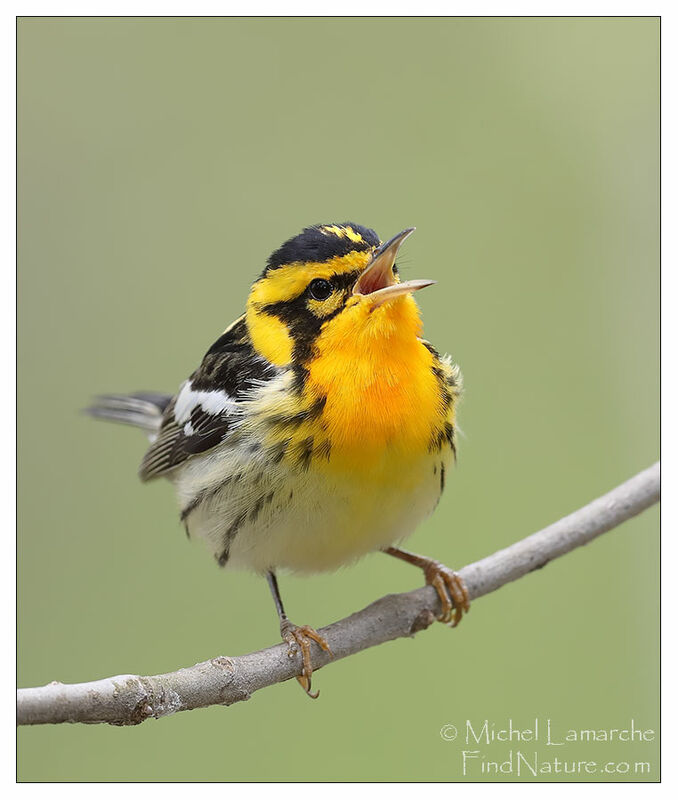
(85, 392, 172, 435)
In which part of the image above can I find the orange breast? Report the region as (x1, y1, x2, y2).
(306, 295, 446, 469)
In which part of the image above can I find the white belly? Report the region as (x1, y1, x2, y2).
(173, 437, 451, 574)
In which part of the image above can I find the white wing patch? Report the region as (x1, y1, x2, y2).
(174, 382, 238, 425)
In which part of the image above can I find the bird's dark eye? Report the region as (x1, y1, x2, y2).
(308, 278, 333, 300)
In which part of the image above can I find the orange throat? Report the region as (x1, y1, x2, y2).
(306, 295, 446, 461)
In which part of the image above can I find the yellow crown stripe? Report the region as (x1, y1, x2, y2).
(320, 225, 366, 244)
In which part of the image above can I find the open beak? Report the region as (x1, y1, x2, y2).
(352, 227, 435, 305)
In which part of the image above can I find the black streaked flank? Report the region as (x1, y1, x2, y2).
(181, 471, 242, 525)
(266, 222, 380, 272)
(267, 438, 290, 464)
(423, 340, 460, 392)
(314, 438, 332, 461)
(265, 410, 308, 430)
(217, 511, 248, 567)
(429, 422, 456, 458)
(307, 394, 327, 419)
(180, 493, 203, 523)
(265, 394, 327, 433)
(249, 495, 266, 521)
(293, 436, 315, 471)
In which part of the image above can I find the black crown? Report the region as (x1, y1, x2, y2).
(266, 222, 380, 271)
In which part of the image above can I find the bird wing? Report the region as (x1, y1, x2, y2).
(139, 316, 279, 481)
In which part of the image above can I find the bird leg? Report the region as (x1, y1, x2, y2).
(383, 546, 471, 627)
(266, 571, 333, 699)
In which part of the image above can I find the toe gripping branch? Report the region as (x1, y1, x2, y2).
(280, 620, 333, 699)
(383, 546, 471, 627)
(267, 571, 334, 699)
(267, 545, 470, 701)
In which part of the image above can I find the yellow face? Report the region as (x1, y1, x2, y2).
(245, 223, 434, 368)
(242, 222, 453, 467)
(246, 248, 375, 366)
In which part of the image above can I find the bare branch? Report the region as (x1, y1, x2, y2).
(17, 462, 659, 726)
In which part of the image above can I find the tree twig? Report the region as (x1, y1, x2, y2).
(17, 462, 660, 726)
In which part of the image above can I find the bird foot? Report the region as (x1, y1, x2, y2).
(422, 560, 471, 627)
(280, 620, 333, 699)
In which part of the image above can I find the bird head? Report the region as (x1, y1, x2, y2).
(245, 222, 434, 366)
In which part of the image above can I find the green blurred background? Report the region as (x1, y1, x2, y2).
(18, 17, 659, 782)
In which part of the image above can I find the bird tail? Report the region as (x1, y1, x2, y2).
(84, 392, 172, 435)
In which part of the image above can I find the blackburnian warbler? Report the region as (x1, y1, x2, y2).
(87, 223, 469, 697)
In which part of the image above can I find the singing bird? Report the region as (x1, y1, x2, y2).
(88, 223, 469, 696)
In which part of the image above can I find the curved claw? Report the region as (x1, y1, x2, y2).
(424, 561, 470, 627)
(281, 622, 333, 699)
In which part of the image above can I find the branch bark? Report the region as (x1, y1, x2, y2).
(17, 462, 660, 726)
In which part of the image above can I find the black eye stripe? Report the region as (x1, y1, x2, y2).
(259, 269, 364, 334)
(330, 270, 363, 292)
